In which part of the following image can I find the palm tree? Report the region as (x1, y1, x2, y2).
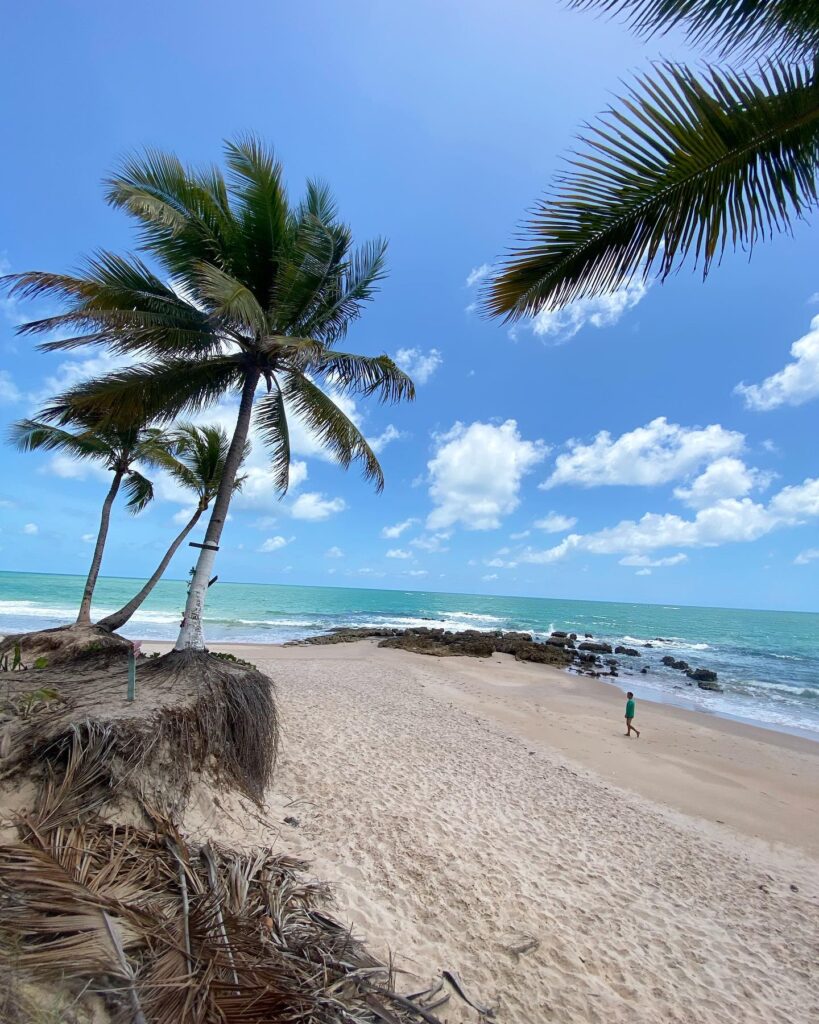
(3, 137, 414, 651)
(485, 1, 819, 320)
(9, 418, 168, 625)
(96, 423, 249, 633)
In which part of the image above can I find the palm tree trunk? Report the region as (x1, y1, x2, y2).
(175, 371, 260, 651)
(96, 505, 205, 633)
(76, 469, 124, 625)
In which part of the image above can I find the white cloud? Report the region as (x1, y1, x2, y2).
(290, 492, 347, 521)
(172, 506, 198, 526)
(635, 568, 652, 576)
(0, 370, 21, 404)
(81, 533, 95, 543)
(794, 548, 819, 565)
(368, 424, 404, 453)
(521, 476, 819, 564)
(485, 557, 517, 568)
(386, 548, 412, 559)
(672, 457, 771, 509)
(482, 573, 499, 580)
(410, 532, 450, 553)
(527, 278, 647, 343)
(352, 567, 386, 578)
(23, 523, 38, 535)
(466, 264, 492, 288)
(29, 349, 128, 409)
(259, 535, 291, 553)
(235, 461, 308, 510)
(381, 518, 418, 539)
(533, 511, 577, 533)
(427, 419, 548, 530)
(404, 569, 428, 577)
(619, 553, 688, 567)
(325, 546, 344, 558)
(542, 417, 744, 490)
(735, 315, 819, 410)
(510, 529, 531, 540)
(45, 454, 110, 482)
(394, 347, 442, 385)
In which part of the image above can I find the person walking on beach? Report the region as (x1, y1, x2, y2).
(625, 691, 640, 738)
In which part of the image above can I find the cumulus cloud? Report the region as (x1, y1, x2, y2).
(672, 457, 771, 509)
(259, 535, 291, 552)
(386, 548, 412, 559)
(381, 518, 418, 539)
(619, 553, 688, 567)
(0, 370, 21, 404)
(794, 548, 819, 565)
(394, 347, 442, 385)
(45, 455, 110, 482)
(410, 532, 450, 553)
(635, 568, 652, 576)
(23, 523, 38, 535)
(325, 546, 344, 558)
(482, 573, 499, 580)
(542, 417, 744, 490)
(367, 424, 404, 453)
(736, 315, 819, 410)
(404, 569, 428, 577)
(427, 420, 548, 531)
(521, 476, 819, 564)
(237, 461, 308, 509)
(527, 279, 647, 343)
(290, 492, 346, 521)
(533, 511, 577, 533)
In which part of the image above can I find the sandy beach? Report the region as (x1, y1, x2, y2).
(142, 638, 819, 1024)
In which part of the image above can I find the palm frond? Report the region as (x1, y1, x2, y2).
(194, 260, 268, 337)
(307, 351, 416, 404)
(5, 251, 221, 358)
(40, 355, 245, 426)
(283, 371, 385, 491)
(486, 59, 819, 320)
(254, 385, 291, 493)
(302, 238, 388, 344)
(569, 0, 819, 62)
(123, 470, 155, 514)
(104, 148, 238, 275)
(7, 419, 113, 461)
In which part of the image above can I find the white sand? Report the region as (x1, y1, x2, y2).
(148, 639, 819, 1024)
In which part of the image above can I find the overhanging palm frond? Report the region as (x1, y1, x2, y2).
(123, 470, 155, 514)
(193, 261, 267, 337)
(282, 371, 385, 492)
(254, 386, 291, 493)
(302, 237, 388, 343)
(486, 59, 819, 321)
(40, 355, 246, 426)
(569, 0, 819, 63)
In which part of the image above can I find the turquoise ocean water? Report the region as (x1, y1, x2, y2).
(1, 570, 818, 739)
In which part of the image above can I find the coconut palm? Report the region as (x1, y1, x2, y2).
(96, 423, 249, 633)
(3, 137, 414, 650)
(9, 418, 170, 625)
(485, 0, 819, 321)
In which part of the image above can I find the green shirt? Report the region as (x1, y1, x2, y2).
(625, 699, 635, 718)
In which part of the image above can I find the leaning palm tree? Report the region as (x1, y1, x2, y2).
(96, 423, 249, 633)
(485, 0, 819, 320)
(3, 137, 414, 651)
(9, 418, 168, 625)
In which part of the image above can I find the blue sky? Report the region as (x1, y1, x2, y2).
(1, 0, 818, 612)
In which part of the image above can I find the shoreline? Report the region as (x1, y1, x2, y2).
(146, 638, 819, 857)
(144, 638, 819, 1022)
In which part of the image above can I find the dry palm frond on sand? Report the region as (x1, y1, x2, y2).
(0, 655, 458, 1024)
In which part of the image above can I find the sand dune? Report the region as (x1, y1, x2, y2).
(147, 639, 819, 1024)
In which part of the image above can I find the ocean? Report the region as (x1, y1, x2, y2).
(1, 570, 818, 739)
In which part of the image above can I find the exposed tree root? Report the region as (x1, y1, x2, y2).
(0, 623, 132, 669)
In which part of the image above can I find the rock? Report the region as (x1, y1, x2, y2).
(661, 656, 690, 671)
(640, 667, 648, 674)
(569, 633, 578, 640)
(790, 883, 799, 893)
(687, 667, 718, 682)
(578, 641, 613, 654)
(696, 679, 723, 692)
(644, 643, 654, 648)
(550, 630, 569, 638)
(584, 633, 593, 639)
(284, 816, 300, 827)
(614, 645, 640, 657)
(514, 641, 573, 667)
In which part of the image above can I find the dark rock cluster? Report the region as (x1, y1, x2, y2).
(662, 654, 723, 691)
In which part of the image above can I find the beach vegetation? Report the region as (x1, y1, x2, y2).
(3, 136, 415, 652)
(8, 417, 174, 625)
(485, 0, 819, 320)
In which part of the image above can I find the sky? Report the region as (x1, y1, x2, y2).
(1, 0, 818, 612)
